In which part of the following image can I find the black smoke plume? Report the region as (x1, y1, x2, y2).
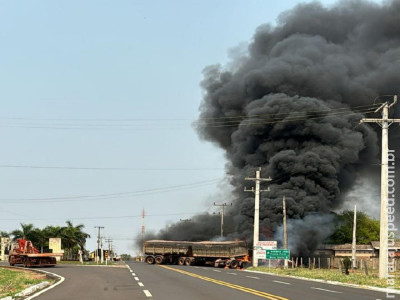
(141, 0, 400, 256)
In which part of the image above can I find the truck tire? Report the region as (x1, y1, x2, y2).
(184, 258, 192, 266)
(155, 256, 164, 264)
(178, 257, 185, 265)
(230, 260, 239, 269)
(145, 256, 155, 265)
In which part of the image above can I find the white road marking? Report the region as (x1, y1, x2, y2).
(132, 273, 136, 276)
(273, 280, 291, 285)
(134, 277, 140, 281)
(129, 270, 133, 273)
(227, 272, 237, 275)
(246, 276, 260, 279)
(24, 270, 65, 300)
(143, 290, 152, 297)
(202, 268, 208, 270)
(213, 270, 221, 272)
(138, 282, 144, 287)
(311, 287, 342, 293)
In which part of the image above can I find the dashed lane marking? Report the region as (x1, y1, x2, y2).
(159, 265, 288, 300)
(213, 270, 221, 272)
(227, 273, 237, 275)
(143, 290, 152, 297)
(246, 276, 260, 279)
(134, 277, 140, 281)
(138, 282, 144, 287)
(311, 287, 342, 293)
(273, 281, 291, 285)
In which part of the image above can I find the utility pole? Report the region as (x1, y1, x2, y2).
(283, 196, 288, 269)
(105, 238, 112, 262)
(352, 205, 357, 270)
(213, 203, 232, 238)
(100, 235, 104, 264)
(94, 226, 104, 264)
(245, 167, 272, 267)
(141, 208, 145, 260)
(360, 95, 400, 279)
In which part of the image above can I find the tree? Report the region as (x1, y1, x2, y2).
(61, 221, 90, 260)
(327, 211, 379, 244)
(0, 231, 10, 238)
(11, 223, 37, 243)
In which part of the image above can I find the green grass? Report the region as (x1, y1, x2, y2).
(0, 268, 50, 298)
(248, 267, 400, 290)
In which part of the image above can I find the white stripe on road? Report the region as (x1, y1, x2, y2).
(311, 287, 342, 293)
(129, 270, 133, 273)
(132, 273, 136, 276)
(273, 280, 291, 285)
(202, 268, 208, 270)
(213, 270, 221, 272)
(227, 272, 237, 275)
(25, 270, 65, 300)
(246, 276, 260, 279)
(134, 277, 139, 281)
(143, 290, 152, 297)
(138, 282, 144, 287)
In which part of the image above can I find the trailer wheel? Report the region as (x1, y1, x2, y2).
(230, 260, 239, 269)
(155, 256, 164, 264)
(178, 257, 185, 265)
(184, 258, 192, 266)
(145, 256, 155, 264)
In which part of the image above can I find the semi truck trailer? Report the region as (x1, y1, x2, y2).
(143, 240, 249, 268)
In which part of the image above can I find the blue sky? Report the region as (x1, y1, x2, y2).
(0, 0, 382, 255)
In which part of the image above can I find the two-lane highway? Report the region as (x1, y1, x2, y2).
(5, 260, 395, 299)
(34, 264, 148, 300)
(125, 261, 398, 300)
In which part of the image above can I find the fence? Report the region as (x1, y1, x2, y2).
(259, 256, 400, 273)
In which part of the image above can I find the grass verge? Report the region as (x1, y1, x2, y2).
(0, 267, 51, 298)
(248, 267, 400, 290)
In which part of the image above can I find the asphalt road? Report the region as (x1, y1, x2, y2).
(34, 264, 148, 300)
(1, 261, 397, 299)
(125, 261, 398, 300)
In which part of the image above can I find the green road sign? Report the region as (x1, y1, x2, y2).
(266, 249, 290, 260)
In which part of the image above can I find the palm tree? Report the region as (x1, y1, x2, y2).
(11, 223, 36, 242)
(0, 231, 9, 238)
(61, 221, 90, 260)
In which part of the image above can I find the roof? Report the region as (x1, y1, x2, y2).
(371, 241, 400, 250)
(318, 241, 400, 251)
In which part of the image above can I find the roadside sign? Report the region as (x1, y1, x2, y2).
(255, 241, 277, 250)
(266, 249, 290, 260)
(254, 249, 266, 259)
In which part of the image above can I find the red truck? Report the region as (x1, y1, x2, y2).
(9, 239, 63, 267)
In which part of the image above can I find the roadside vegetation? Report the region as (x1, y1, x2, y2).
(1, 221, 90, 260)
(249, 266, 400, 289)
(0, 268, 52, 298)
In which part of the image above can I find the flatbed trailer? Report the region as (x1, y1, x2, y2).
(9, 239, 63, 267)
(143, 240, 249, 268)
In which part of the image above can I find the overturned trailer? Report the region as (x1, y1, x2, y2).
(143, 240, 249, 268)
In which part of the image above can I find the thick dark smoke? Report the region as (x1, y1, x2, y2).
(141, 0, 400, 256)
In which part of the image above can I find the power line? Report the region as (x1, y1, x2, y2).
(0, 211, 206, 221)
(0, 179, 220, 203)
(0, 165, 223, 171)
(0, 104, 380, 130)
